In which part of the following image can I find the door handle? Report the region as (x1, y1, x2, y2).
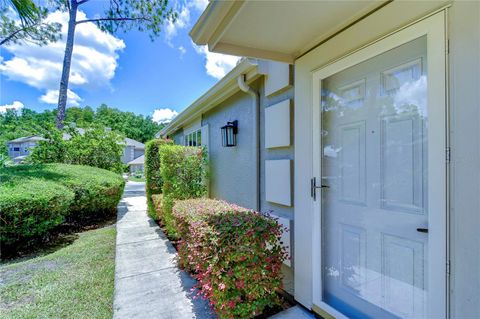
(416, 228, 429, 233)
(311, 178, 329, 201)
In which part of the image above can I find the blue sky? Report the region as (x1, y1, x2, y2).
(0, 0, 239, 122)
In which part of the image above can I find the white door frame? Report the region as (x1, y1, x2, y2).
(311, 11, 447, 319)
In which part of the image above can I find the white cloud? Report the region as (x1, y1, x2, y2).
(152, 108, 178, 123)
(192, 43, 240, 79)
(178, 45, 187, 56)
(190, 0, 209, 11)
(164, 0, 209, 45)
(165, 4, 190, 45)
(0, 10, 125, 105)
(39, 89, 83, 107)
(0, 101, 24, 113)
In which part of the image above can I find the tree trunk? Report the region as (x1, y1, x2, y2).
(56, 0, 78, 129)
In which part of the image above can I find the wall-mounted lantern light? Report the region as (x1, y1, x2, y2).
(221, 120, 238, 147)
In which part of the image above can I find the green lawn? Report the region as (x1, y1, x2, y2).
(128, 175, 145, 182)
(0, 226, 116, 319)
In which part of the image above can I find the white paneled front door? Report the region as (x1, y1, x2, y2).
(311, 12, 446, 319)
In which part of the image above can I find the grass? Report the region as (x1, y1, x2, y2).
(0, 225, 116, 319)
(128, 175, 145, 182)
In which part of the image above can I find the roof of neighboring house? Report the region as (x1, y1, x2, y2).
(8, 135, 47, 143)
(160, 58, 262, 137)
(124, 137, 145, 149)
(127, 155, 144, 165)
(190, 0, 386, 62)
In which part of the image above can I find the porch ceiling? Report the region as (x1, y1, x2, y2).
(190, 0, 387, 63)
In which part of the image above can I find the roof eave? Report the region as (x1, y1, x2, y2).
(190, 1, 245, 46)
(160, 58, 260, 137)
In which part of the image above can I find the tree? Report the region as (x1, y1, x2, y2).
(53, 0, 176, 129)
(1, 0, 176, 129)
(0, 0, 62, 46)
(28, 125, 125, 173)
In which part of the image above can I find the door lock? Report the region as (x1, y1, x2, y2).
(311, 178, 329, 201)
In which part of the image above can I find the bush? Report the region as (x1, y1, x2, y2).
(173, 198, 288, 319)
(0, 179, 74, 246)
(144, 139, 173, 220)
(159, 145, 207, 238)
(0, 164, 125, 247)
(45, 164, 125, 219)
(151, 194, 163, 220)
(28, 126, 125, 173)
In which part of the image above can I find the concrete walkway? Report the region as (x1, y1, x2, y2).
(113, 181, 315, 319)
(113, 181, 216, 319)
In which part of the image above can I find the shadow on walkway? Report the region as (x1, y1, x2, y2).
(113, 181, 216, 319)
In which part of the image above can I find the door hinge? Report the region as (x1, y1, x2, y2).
(446, 147, 451, 163)
(446, 260, 451, 276)
(447, 39, 450, 54)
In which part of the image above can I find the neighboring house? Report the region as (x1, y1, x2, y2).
(122, 137, 145, 165)
(7, 136, 47, 163)
(166, 1, 480, 319)
(7, 134, 145, 166)
(127, 154, 144, 173)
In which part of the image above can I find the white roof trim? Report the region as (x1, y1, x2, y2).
(160, 58, 260, 137)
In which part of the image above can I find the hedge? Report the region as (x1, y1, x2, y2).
(159, 145, 207, 238)
(0, 164, 125, 247)
(0, 179, 74, 246)
(144, 138, 173, 220)
(151, 194, 163, 220)
(173, 198, 288, 319)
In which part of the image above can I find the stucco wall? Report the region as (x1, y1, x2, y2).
(201, 89, 256, 210)
(121, 145, 133, 164)
(170, 130, 184, 145)
(259, 86, 294, 220)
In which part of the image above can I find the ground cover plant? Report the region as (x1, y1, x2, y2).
(0, 163, 125, 250)
(144, 138, 173, 220)
(0, 225, 116, 318)
(159, 144, 207, 238)
(172, 198, 288, 319)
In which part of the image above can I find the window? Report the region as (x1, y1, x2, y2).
(13, 147, 20, 152)
(184, 129, 202, 146)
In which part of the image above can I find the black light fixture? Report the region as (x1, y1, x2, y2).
(221, 120, 238, 147)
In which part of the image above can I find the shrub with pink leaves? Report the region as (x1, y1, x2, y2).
(173, 198, 288, 319)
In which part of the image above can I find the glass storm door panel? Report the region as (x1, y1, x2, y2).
(320, 36, 429, 319)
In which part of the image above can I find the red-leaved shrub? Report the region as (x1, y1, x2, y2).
(151, 194, 163, 220)
(173, 198, 288, 319)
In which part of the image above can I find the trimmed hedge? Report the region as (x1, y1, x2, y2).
(159, 145, 207, 238)
(0, 179, 74, 246)
(144, 138, 173, 220)
(151, 194, 163, 220)
(173, 198, 288, 319)
(0, 164, 125, 247)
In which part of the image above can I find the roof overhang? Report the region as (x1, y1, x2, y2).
(190, 0, 391, 63)
(160, 58, 261, 137)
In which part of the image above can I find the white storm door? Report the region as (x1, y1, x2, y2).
(311, 12, 446, 319)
